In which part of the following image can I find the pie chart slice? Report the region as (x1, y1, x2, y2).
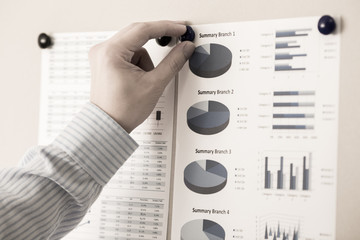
(187, 101, 230, 135)
(189, 43, 232, 78)
(181, 219, 225, 240)
(184, 160, 227, 194)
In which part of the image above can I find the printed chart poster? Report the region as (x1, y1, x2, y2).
(171, 17, 340, 240)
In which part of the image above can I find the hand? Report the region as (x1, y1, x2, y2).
(89, 21, 195, 133)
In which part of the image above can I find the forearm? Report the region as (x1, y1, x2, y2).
(0, 103, 138, 240)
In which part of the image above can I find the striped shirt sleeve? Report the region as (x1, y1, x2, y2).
(0, 102, 138, 240)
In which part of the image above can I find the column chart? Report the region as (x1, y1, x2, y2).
(262, 152, 311, 192)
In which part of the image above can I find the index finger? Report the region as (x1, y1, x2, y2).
(110, 21, 187, 58)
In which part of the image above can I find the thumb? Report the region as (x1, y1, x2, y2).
(150, 41, 195, 86)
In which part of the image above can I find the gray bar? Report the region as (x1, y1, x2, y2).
(273, 113, 314, 118)
(273, 125, 314, 130)
(275, 53, 307, 60)
(275, 64, 306, 71)
(277, 223, 281, 238)
(265, 157, 271, 189)
(275, 41, 300, 49)
(277, 157, 284, 189)
(303, 156, 310, 190)
(276, 29, 311, 38)
(266, 172, 271, 189)
(273, 102, 315, 107)
(290, 163, 296, 190)
(265, 224, 268, 239)
(273, 91, 315, 96)
(290, 176, 297, 190)
(294, 229, 299, 240)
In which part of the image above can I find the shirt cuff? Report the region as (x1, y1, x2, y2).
(52, 102, 138, 186)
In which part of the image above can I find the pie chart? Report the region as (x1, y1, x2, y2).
(184, 160, 227, 194)
(189, 43, 232, 78)
(187, 101, 230, 135)
(181, 219, 225, 240)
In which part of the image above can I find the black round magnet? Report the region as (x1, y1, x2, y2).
(180, 25, 195, 42)
(156, 36, 172, 47)
(38, 33, 52, 49)
(318, 15, 336, 35)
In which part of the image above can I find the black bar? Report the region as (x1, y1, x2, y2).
(156, 110, 161, 121)
(277, 157, 284, 189)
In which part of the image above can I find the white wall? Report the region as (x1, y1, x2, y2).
(0, 0, 359, 238)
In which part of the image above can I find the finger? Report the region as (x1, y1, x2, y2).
(149, 41, 195, 86)
(131, 48, 154, 72)
(110, 21, 187, 56)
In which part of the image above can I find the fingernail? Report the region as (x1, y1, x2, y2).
(183, 42, 196, 59)
(179, 26, 195, 42)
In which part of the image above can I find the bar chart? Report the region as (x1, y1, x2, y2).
(274, 28, 311, 72)
(272, 90, 316, 131)
(262, 152, 311, 191)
